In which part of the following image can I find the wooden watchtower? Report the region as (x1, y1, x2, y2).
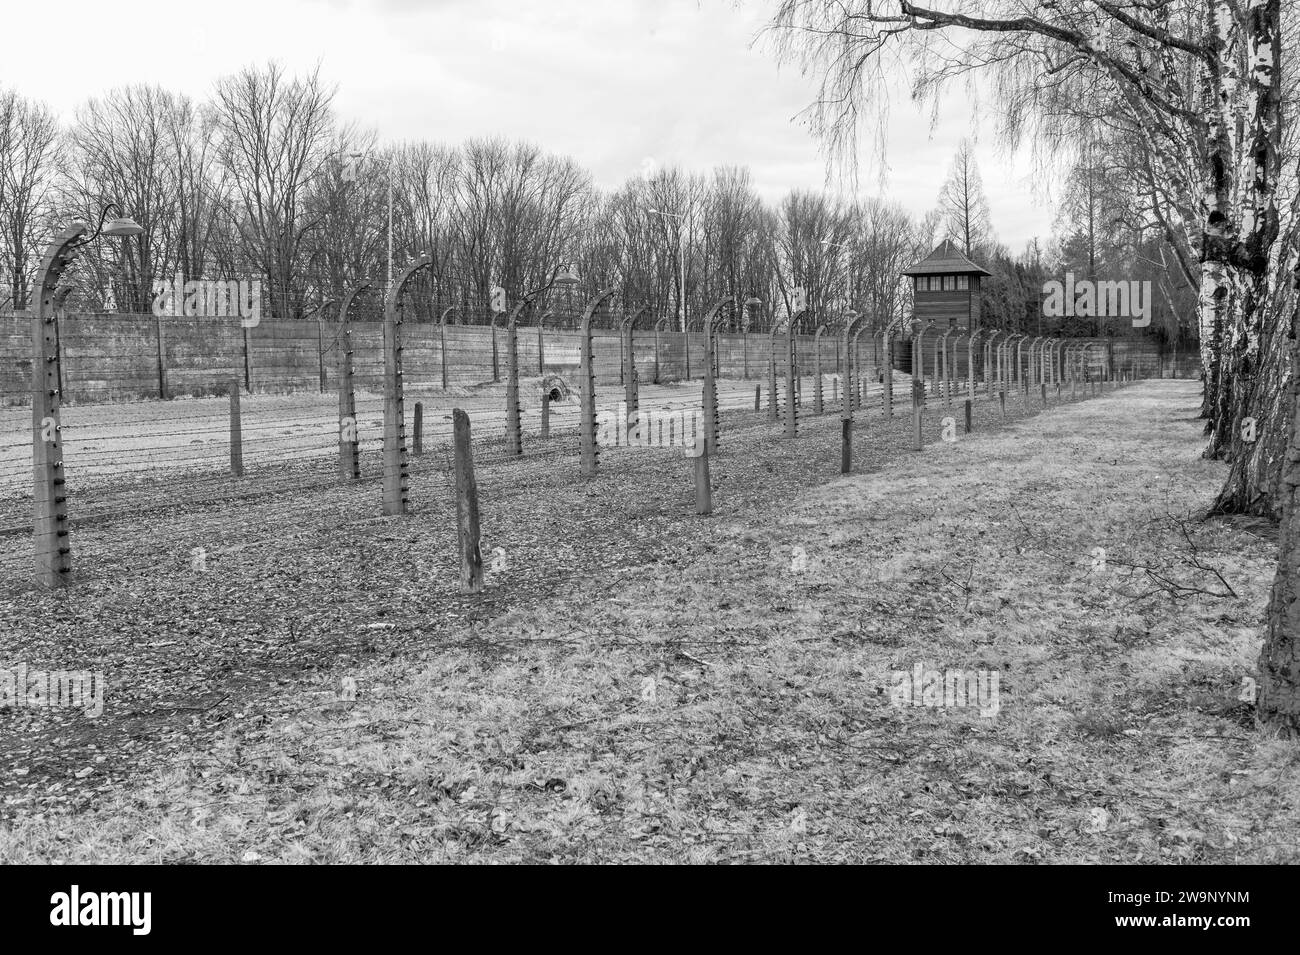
(897, 239, 990, 373)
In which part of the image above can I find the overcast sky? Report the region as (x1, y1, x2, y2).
(7, 0, 1056, 252)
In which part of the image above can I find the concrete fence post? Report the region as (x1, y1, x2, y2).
(767, 324, 779, 421)
(383, 257, 431, 516)
(623, 306, 647, 425)
(841, 312, 867, 472)
(537, 309, 551, 376)
(317, 318, 326, 393)
(702, 297, 733, 454)
(338, 283, 368, 480)
(694, 436, 712, 515)
(51, 286, 73, 400)
(156, 314, 168, 400)
(785, 318, 799, 438)
(813, 323, 827, 414)
(579, 288, 617, 477)
(30, 225, 85, 587)
(439, 305, 456, 390)
(229, 378, 244, 477)
(504, 299, 528, 456)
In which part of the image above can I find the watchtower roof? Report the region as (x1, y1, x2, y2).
(902, 239, 991, 277)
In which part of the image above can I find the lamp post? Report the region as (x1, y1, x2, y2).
(31, 204, 143, 587)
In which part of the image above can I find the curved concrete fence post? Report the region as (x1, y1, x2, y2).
(653, 316, 669, 384)
(383, 256, 431, 516)
(946, 328, 956, 407)
(622, 305, 648, 422)
(967, 328, 983, 401)
(851, 322, 871, 413)
(30, 222, 90, 587)
(786, 308, 804, 437)
(842, 312, 869, 421)
(702, 296, 734, 453)
(579, 287, 617, 477)
(338, 282, 371, 480)
(504, 298, 531, 456)
(883, 317, 904, 418)
(438, 305, 456, 389)
(839, 312, 869, 472)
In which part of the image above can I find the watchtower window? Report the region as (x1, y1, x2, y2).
(956, 275, 969, 290)
(943, 275, 956, 291)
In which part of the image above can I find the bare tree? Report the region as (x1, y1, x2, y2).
(0, 88, 59, 309)
(211, 62, 337, 318)
(937, 138, 993, 259)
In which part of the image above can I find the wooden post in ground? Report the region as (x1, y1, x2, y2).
(754, 385, 760, 411)
(964, 399, 972, 434)
(229, 378, 244, 477)
(999, 387, 1006, 419)
(413, 402, 424, 455)
(841, 417, 852, 474)
(452, 408, 483, 593)
(541, 387, 551, 439)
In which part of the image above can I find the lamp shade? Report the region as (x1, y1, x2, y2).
(103, 216, 144, 238)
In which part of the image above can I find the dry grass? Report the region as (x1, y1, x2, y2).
(2, 379, 1295, 863)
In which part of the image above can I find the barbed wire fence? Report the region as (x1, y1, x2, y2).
(0, 253, 1176, 596)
